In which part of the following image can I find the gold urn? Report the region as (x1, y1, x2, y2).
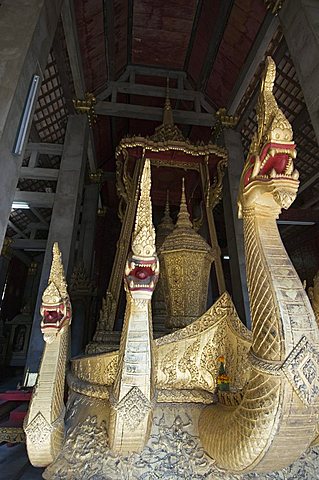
(160, 179, 213, 329)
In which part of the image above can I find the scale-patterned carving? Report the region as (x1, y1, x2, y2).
(283, 336, 319, 406)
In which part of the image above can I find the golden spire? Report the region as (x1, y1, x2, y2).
(163, 78, 174, 127)
(131, 159, 156, 257)
(161, 191, 174, 228)
(42, 242, 68, 303)
(150, 79, 185, 142)
(176, 178, 193, 229)
(156, 191, 174, 249)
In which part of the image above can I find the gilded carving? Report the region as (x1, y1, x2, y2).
(44, 406, 319, 480)
(282, 336, 319, 406)
(73, 92, 97, 126)
(161, 179, 213, 329)
(24, 243, 71, 467)
(108, 158, 158, 454)
(199, 57, 319, 473)
(114, 386, 152, 431)
(208, 158, 228, 210)
(25, 58, 319, 478)
(24, 412, 53, 446)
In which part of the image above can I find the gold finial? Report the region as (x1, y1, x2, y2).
(158, 191, 174, 228)
(150, 78, 186, 142)
(163, 78, 174, 127)
(160, 190, 174, 227)
(156, 191, 174, 248)
(97, 206, 107, 217)
(42, 243, 68, 303)
(89, 169, 104, 184)
(131, 159, 156, 257)
(216, 108, 238, 128)
(73, 92, 97, 127)
(176, 178, 193, 229)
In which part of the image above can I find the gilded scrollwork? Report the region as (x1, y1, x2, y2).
(44, 405, 319, 480)
(208, 158, 227, 210)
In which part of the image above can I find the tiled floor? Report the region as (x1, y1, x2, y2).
(0, 443, 44, 480)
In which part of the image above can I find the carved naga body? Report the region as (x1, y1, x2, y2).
(199, 57, 319, 473)
(24, 243, 71, 466)
(108, 159, 159, 453)
(25, 58, 319, 478)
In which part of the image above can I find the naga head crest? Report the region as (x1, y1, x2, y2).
(40, 242, 71, 343)
(238, 57, 299, 217)
(131, 159, 156, 257)
(125, 159, 159, 300)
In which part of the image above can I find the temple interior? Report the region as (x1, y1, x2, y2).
(0, 1, 319, 479)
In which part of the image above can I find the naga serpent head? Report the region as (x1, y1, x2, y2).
(40, 243, 71, 343)
(124, 254, 159, 300)
(125, 158, 159, 300)
(238, 57, 299, 218)
(40, 284, 71, 343)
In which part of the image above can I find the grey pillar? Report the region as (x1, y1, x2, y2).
(280, 1, 319, 146)
(0, 1, 63, 251)
(223, 129, 251, 326)
(78, 183, 99, 276)
(26, 115, 89, 373)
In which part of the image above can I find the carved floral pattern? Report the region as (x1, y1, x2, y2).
(44, 405, 319, 480)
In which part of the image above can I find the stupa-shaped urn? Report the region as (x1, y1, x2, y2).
(160, 179, 213, 329)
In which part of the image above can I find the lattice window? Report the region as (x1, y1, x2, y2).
(32, 52, 69, 145)
(9, 209, 37, 237)
(36, 208, 52, 224)
(17, 179, 57, 193)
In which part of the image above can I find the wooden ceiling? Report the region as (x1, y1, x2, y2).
(75, 0, 267, 105)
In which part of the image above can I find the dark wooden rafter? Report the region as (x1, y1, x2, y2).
(127, 0, 134, 65)
(52, 22, 74, 113)
(103, 0, 118, 153)
(184, 0, 204, 72)
(103, 0, 116, 81)
(197, 0, 234, 90)
(61, 0, 98, 171)
(95, 101, 215, 126)
(61, 0, 86, 96)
